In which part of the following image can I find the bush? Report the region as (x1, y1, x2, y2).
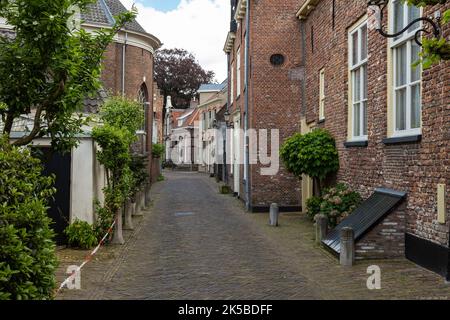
(152, 143, 164, 158)
(64, 220, 98, 250)
(100, 96, 144, 136)
(320, 184, 362, 228)
(306, 196, 322, 220)
(281, 129, 339, 195)
(0, 140, 58, 300)
(93, 201, 114, 242)
(130, 154, 149, 198)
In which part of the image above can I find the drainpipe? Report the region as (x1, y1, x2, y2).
(122, 31, 128, 96)
(244, 0, 251, 211)
(300, 21, 306, 117)
(224, 53, 230, 184)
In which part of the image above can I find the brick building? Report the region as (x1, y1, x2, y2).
(152, 82, 165, 145)
(297, 0, 449, 278)
(82, 0, 162, 156)
(223, 0, 449, 279)
(197, 82, 227, 174)
(0, 1, 162, 241)
(223, 0, 303, 212)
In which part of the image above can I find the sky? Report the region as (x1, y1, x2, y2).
(120, 0, 229, 82)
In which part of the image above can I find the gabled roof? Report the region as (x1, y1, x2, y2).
(82, 0, 146, 34)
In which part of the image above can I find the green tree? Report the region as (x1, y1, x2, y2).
(92, 96, 145, 241)
(99, 96, 145, 138)
(154, 48, 215, 108)
(0, 0, 136, 151)
(280, 129, 339, 196)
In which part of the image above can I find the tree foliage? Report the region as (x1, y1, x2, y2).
(0, 0, 135, 151)
(154, 48, 215, 108)
(280, 129, 339, 195)
(403, 0, 450, 67)
(0, 139, 57, 300)
(92, 97, 145, 223)
(99, 96, 144, 137)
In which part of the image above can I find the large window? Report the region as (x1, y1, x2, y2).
(319, 69, 325, 121)
(390, 0, 422, 136)
(349, 20, 368, 140)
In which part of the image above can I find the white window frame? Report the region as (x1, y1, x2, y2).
(349, 20, 368, 141)
(389, 0, 422, 137)
(319, 69, 325, 121)
(236, 47, 241, 96)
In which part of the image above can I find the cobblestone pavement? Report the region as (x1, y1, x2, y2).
(56, 171, 450, 300)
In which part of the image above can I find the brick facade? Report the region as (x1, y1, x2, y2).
(225, 0, 303, 211)
(153, 82, 165, 145)
(298, 0, 449, 260)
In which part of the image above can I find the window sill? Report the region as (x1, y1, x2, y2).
(318, 118, 325, 124)
(344, 140, 368, 148)
(382, 134, 422, 145)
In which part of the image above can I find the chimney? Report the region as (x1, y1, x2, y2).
(166, 96, 173, 110)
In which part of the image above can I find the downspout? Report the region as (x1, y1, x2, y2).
(122, 31, 128, 96)
(300, 20, 306, 117)
(244, 0, 251, 211)
(225, 53, 230, 184)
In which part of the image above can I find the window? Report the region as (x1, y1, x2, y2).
(270, 54, 285, 66)
(349, 20, 368, 140)
(390, 1, 422, 136)
(236, 47, 241, 96)
(319, 69, 325, 120)
(137, 84, 149, 132)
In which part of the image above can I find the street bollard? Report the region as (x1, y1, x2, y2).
(340, 227, 355, 267)
(145, 184, 151, 207)
(131, 200, 136, 216)
(132, 198, 142, 217)
(269, 203, 279, 227)
(111, 207, 125, 245)
(315, 214, 328, 245)
(123, 200, 134, 230)
(139, 189, 146, 211)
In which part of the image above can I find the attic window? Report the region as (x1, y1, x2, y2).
(270, 54, 285, 66)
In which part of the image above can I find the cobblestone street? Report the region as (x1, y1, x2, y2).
(56, 171, 450, 300)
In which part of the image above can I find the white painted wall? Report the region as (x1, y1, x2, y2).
(70, 139, 95, 224)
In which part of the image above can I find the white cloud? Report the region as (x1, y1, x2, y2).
(121, 0, 229, 82)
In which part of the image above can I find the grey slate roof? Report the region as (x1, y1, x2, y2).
(82, 0, 146, 34)
(82, 1, 112, 25)
(83, 88, 108, 113)
(198, 82, 227, 93)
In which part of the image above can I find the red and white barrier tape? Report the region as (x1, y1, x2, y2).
(55, 219, 116, 295)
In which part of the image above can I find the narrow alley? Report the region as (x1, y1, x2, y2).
(56, 172, 450, 300)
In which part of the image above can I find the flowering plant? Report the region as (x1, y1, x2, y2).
(319, 184, 362, 227)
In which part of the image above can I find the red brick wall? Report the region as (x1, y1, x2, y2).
(249, 0, 303, 209)
(153, 82, 164, 144)
(227, 0, 303, 209)
(101, 41, 155, 177)
(301, 0, 449, 253)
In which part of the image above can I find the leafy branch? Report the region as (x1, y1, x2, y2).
(0, 0, 137, 151)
